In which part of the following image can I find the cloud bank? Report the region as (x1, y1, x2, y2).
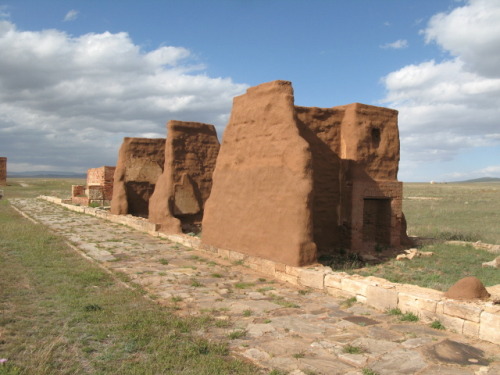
(0, 21, 247, 172)
(381, 0, 500, 180)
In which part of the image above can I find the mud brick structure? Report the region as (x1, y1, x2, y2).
(148, 120, 220, 233)
(110, 138, 165, 217)
(72, 166, 116, 206)
(0, 157, 6, 186)
(202, 80, 409, 266)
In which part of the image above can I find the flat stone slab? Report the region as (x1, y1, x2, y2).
(342, 315, 380, 326)
(425, 339, 489, 366)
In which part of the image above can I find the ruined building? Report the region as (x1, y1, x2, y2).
(202, 80, 409, 266)
(0, 157, 6, 186)
(110, 138, 166, 217)
(148, 120, 220, 233)
(72, 166, 116, 206)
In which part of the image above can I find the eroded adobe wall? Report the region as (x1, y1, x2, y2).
(110, 138, 165, 217)
(337, 103, 405, 252)
(202, 80, 317, 267)
(0, 157, 6, 186)
(148, 121, 220, 233)
(338, 103, 400, 181)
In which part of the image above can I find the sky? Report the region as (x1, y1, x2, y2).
(0, 0, 499, 182)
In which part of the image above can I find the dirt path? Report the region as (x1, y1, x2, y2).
(10, 198, 500, 375)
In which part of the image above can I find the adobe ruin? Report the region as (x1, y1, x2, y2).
(202, 80, 409, 266)
(72, 166, 116, 206)
(0, 157, 6, 186)
(110, 138, 165, 217)
(148, 120, 220, 233)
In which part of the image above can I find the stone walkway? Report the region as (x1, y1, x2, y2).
(10, 198, 500, 375)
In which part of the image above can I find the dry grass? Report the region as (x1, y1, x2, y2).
(0, 198, 259, 375)
(404, 182, 500, 244)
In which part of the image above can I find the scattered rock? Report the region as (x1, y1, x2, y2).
(444, 276, 490, 300)
(482, 256, 500, 269)
(396, 248, 434, 260)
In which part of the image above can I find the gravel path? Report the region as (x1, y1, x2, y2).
(11, 198, 500, 375)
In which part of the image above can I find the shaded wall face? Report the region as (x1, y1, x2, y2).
(295, 107, 345, 256)
(202, 80, 317, 267)
(148, 121, 220, 234)
(110, 138, 165, 217)
(0, 157, 6, 186)
(125, 181, 156, 217)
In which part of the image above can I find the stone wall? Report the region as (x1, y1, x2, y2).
(202, 80, 407, 266)
(0, 157, 6, 186)
(148, 120, 220, 234)
(110, 138, 165, 217)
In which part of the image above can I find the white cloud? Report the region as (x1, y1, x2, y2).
(380, 39, 408, 49)
(64, 9, 79, 22)
(381, 0, 500, 180)
(423, 0, 500, 78)
(443, 165, 500, 181)
(0, 21, 247, 172)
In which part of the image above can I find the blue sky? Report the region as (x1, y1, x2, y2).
(0, 0, 499, 182)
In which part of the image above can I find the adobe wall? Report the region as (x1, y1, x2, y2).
(202, 80, 408, 266)
(148, 120, 220, 233)
(0, 157, 6, 186)
(202, 80, 317, 266)
(110, 138, 165, 217)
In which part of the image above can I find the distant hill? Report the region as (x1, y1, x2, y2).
(7, 171, 86, 178)
(454, 177, 500, 183)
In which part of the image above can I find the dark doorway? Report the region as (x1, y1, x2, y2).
(125, 182, 155, 218)
(363, 198, 391, 245)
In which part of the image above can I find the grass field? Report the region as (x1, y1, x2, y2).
(0, 180, 259, 375)
(0, 178, 499, 372)
(403, 182, 500, 244)
(346, 182, 500, 290)
(1, 178, 84, 199)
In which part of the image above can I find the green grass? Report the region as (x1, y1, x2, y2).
(399, 312, 419, 322)
(350, 243, 500, 291)
(430, 320, 446, 330)
(385, 308, 419, 322)
(0, 200, 259, 375)
(342, 344, 364, 354)
(1, 177, 85, 199)
(227, 330, 247, 340)
(234, 282, 254, 289)
(386, 308, 402, 316)
(341, 297, 357, 308)
(403, 183, 500, 244)
(269, 294, 300, 308)
(362, 369, 380, 375)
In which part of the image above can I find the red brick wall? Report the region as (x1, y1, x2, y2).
(87, 166, 116, 201)
(0, 157, 6, 186)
